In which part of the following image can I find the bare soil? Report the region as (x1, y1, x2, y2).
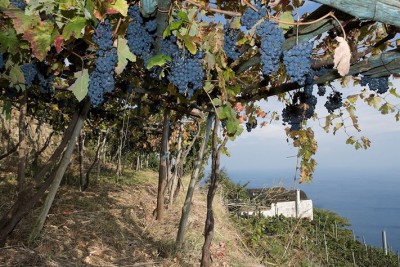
(0, 170, 261, 267)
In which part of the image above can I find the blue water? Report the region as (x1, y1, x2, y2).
(227, 168, 400, 252)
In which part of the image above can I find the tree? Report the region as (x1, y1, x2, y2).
(0, 1, 399, 266)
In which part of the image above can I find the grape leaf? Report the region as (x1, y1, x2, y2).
(116, 37, 136, 74)
(105, 0, 129, 17)
(333, 37, 351, 76)
(25, 0, 56, 16)
(4, 10, 53, 61)
(62, 17, 87, 40)
(59, 0, 78, 11)
(10, 65, 26, 91)
(279, 11, 294, 32)
(379, 103, 395, 115)
(146, 54, 171, 69)
(365, 95, 382, 109)
(0, 27, 19, 54)
(54, 35, 64, 53)
(0, 0, 10, 8)
(179, 34, 197, 55)
(347, 94, 358, 104)
(70, 69, 89, 102)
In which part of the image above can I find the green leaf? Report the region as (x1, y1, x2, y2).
(212, 98, 222, 107)
(365, 95, 382, 109)
(379, 103, 395, 115)
(163, 26, 171, 38)
(85, 0, 95, 20)
(116, 37, 136, 74)
(347, 94, 358, 104)
(0, 0, 10, 8)
(59, 0, 78, 11)
(146, 54, 171, 69)
(177, 11, 189, 22)
(25, 0, 56, 15)
(70, 69, 89, 102)
(354, 141, 362, 150)
(62, 17, 87, 40)
(10, 65, 26, 91)
(279, 11, 294, 32)
(227, 85, 240, 97)
(2, 100, 12, 120)
(106, 0, 129, 17)
(389, 88, 400, 98)
(223, 68, 235, 81)
(180, 34, 197, 55)
(345, 136, 356, 145)
(189, 23, 199, 37)
(0, 27, 19, 54)
(204, 81, 214, 93)
(169, 20, 183, 31)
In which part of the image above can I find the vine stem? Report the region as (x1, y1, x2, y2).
(183, 1, 347, 39)
(113, 18, 122, 36)
(203, 88, 218, 114)
(185, 0, 241, 17)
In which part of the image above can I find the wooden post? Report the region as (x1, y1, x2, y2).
(382, 230, 388, 255)
(352, 251, 356, 267)
(334, 220, 338, 240)
(363, 236, 367, 251)
(295, 189, 300, 218)
(323, 234, 329, 263)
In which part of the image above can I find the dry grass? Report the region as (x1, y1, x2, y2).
(0, 170, 261, 267)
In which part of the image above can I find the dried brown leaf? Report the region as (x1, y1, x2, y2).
(334, 37, 351, 76)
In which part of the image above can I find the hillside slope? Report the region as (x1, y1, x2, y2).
(0, 170, 262, 267)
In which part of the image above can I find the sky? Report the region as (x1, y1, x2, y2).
(220, 80, 400, 182)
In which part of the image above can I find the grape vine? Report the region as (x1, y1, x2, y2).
(126, 5, 156, 61)
(283, 42, 313, 85)
(324, 91, 343, 113)
(223, 25, 241, 61)
(88, 20, 117, 107)
(10, 0, 26, 10)
(256, 20, 285, 76)
(21, 63, 38, 89)
(360, 76, 389, 94)
(168, 50, 204, 97)
(0, 53, 5, 69)
(240, 3, 266, 30)
(282, 74, 317, 131)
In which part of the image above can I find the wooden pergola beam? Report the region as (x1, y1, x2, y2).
(313, 0, 400, 28)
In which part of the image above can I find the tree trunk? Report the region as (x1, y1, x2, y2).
(136, 155, 140, 171)
(17, 91, 28, 192)
(0, 100, 90, 247)
(200, 116, 221, 267)
(176, 113, 214, 248)
(32, 110, 80, 183)
(78, 134, 85, 191)
(29, 103, 88, 242)
(168, 123, 183, 208)
(156, 108, 170, 220)
(174, 121, 201, 198)
(85, 131, 107, 190)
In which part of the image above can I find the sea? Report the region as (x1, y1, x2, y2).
(227, 168, 400, 252)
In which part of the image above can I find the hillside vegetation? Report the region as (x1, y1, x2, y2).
(0, 169, 262, 267)
(1, 167, 399, 266)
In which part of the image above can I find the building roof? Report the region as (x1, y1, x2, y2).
(247, 187, 309, 204)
